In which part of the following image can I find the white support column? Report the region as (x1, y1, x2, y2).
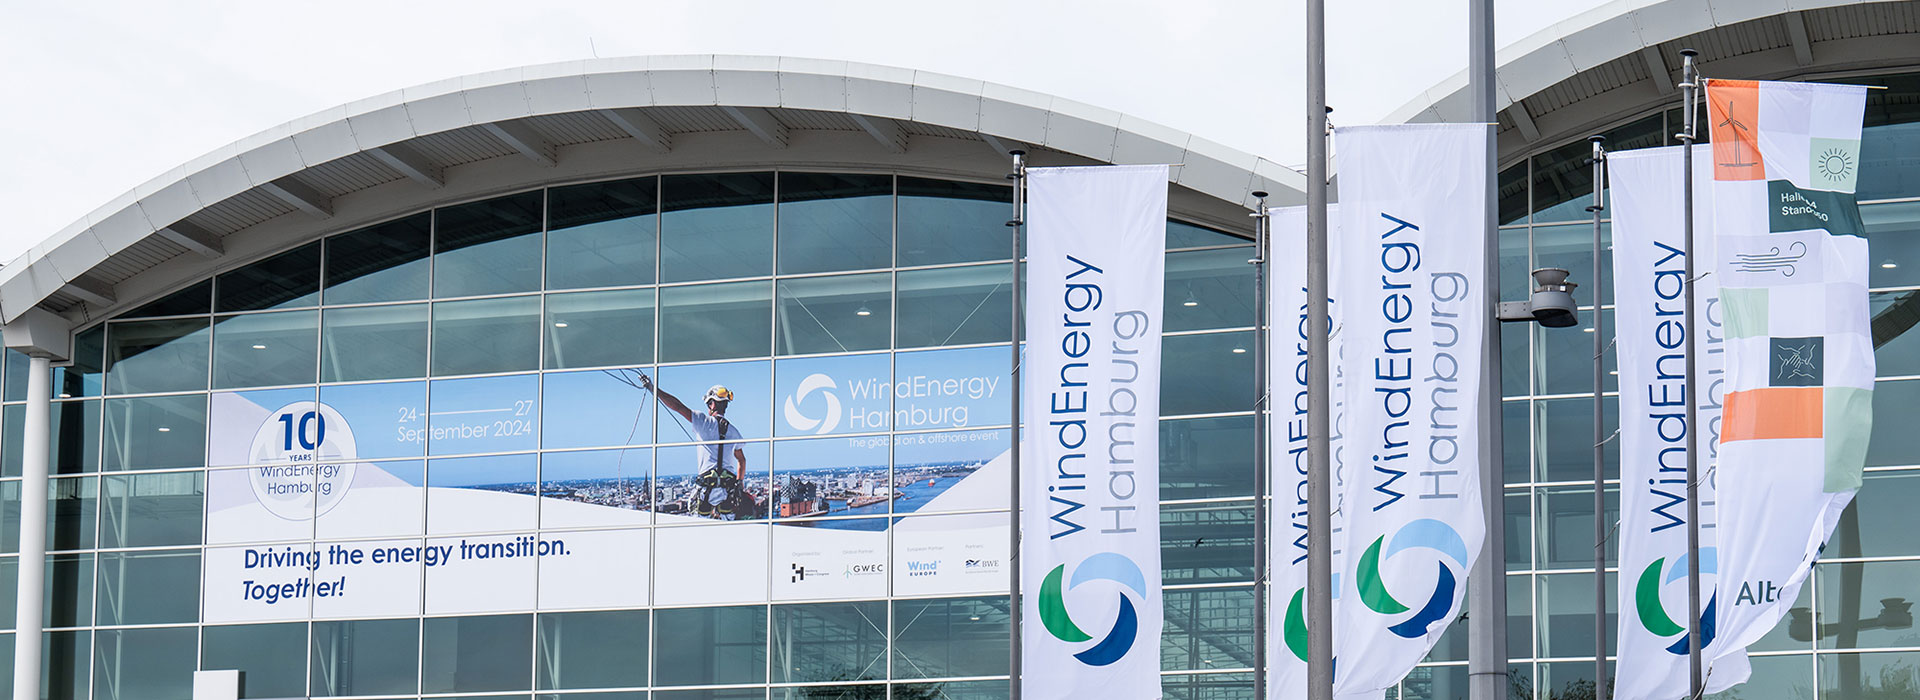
(12, 355, 50, 700)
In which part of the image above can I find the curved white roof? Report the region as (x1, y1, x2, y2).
(3, 55, 1303, 328)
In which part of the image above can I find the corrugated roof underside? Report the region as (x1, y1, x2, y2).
(1527, 52, 1650, 114)
(183, 189, 297, 235)
(645, 106, 751, 133)
(1810, 2, 1920, 39)
(301, 152, 407, 199)
(527, 111, 632, 145)
(409, 126, 518, 167)
(90, 236, 190, 286)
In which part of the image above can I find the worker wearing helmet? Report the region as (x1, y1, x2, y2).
(639, 374, 750, 519)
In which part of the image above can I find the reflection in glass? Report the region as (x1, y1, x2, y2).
(653, 605, 768, 686)
(1161, 502, 1252, 583)
(659, 281, 772, 363)
(777, 274, 890, 355)
(422, 614, 534, 694)
(1534, 309, 1614, 396)
(1161, 416, 1252, 501)
(778, 172, 893, 274)
(546, 289, 655, 369)
(1161, 331, 1254, 416)
(537, 610, 649, 689)
(1818, 650, 1920, 700)
(547, 176, 658, 290)
(213, 310, 318, 389)
(1165, 248, 1255, 332)
(1160, 587, 1255, 672)
(896, 265, 1010, 348)
(661, 173, 775, 283)
(50, 400, 100, 475)
(1873, 290, 1920, 377)
(891, 597, 1009, 679)
(96, 550, 199, 626)
(772, 601, 888, 683)
(202, 623, 309, 699)
(45, 552, 92, 627)
(433, 296, 540, 376)
(434, 192, 544, 297)
(312, 618, 420, 697)
(119, 279, 210, 319)
(105, 318, 210, 395)
(55, 325, 106, 398)
(1535, 572, 1616, 659)
(103, 394, 207, 471)
(96, 627, 193, 700)
(322, 303, 428, 382)
(1167, 220, 1241, 249)
(1534, 485, 1619, 569)
(1865, 381, 1920, 467)
(324, 212, 432, 304)
(1532, 396, 1618, 482)
(1830, 468, 1920, 558)
(897, 177, 1010, 267)
(216, 241, 321, 312)
(100, 472, 202, 548)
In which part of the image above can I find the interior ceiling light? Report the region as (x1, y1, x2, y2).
(1182, 289, 1200, 307)
(1883, 259, 1899, 269)
(553, 322, 569, 328)
(855, 304, 873, 317)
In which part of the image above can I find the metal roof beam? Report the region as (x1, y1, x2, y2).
(601, 108, 674, 153)
(156, 221, 223, 258)
(1507, 102, 1542, 143)
(1642, 47, 1674, 96)
(59, 276, 114, 308)
(849, 114, 907, 154)
(259, 177, 333, 219)
(369, 143, 444, 189)
(721, 106, 788, 148)
(482, 120, 557, 167)
(1785, 12, 1815, 66)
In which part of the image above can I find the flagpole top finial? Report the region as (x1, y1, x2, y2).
(1588, 135, 1605, 143)
(1252, 191, 1269, 199)
(1680, 48, 1699, 58)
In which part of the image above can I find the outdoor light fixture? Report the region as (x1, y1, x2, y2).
(1497, 267, 1581, 328)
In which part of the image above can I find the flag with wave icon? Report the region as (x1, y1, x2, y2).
(1706, 78, 1873, 678)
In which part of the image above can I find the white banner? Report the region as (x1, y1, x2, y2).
(1705, 79, 1874, 668)
(1328, 125, 1487, 700)
(1021, 164, 1166, 699)
(1609, 144, 1751, 699)
(1268, 205, 1347, 700)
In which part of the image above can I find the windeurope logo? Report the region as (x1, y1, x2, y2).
(1038, 552, 1146, 667)
(1635, 548, 1720, 655)
(1355, 518, 1470, 640)
(782, 373, 843, 435)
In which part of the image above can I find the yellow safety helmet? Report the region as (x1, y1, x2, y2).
(705, 385, 734, 403)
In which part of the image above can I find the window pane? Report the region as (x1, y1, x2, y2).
(3, 350, 26, 402)
(546, 289, 655, 369)
(311, 618, 420, 697)
(662, 172, 775, 282)
(890, 597, 1008, 679)
(96, 550, 199, 625)
(778, 172, 892, 274)
(897, 177, 1009, 267)
(1161, 331, 1253, 416)
(324, 212, 432, 304)
(537, 610, 649, 689)
(55, 325, 106, 399)
(202, 623, 308, 699)
(106, 318, 210, 395)
(1532, 223, 1610, 306)
(422, 614, 534, 694)
(1859, 72, 1920, 201)
(213, 310, 318, 389)
(896, 265, 1010, 348)
(539, 449, 652, 527)
(1535, 309, 1614, 396)
(1813, 559, 1920, 650)
(653, 605, 769, 686)
(1865, 380, 1920, 467)
(1534, 485, 1619, 569)
(50, 400, 100, 475)
(1162, 672, 1252, 700)
(1161, 587, 1254, 672)
(103, 394, 207, 471)
(771, 601, 888, 684)
(892, 681, 1007, 700)
(1166, 247, 1255, 332)
(120, 279, 210, 318)
(433, 296, 541, 375)
(96, 627, 193, 700)
(1535, 572, 1616, 659)
(659, 281, 772, 363)
(1161, 416, 1252, 500)
(1827, 469, 1920, 558)
(434, 192, 544, 297)
(101, 472, 203, 548)
(427, 374, 539, 456)
(45, 553, 92, 627)
(1703, 654, 1810, 700)
(1864, 203, 1920, 291)
(429, 453, 538, 534)
(1504, 400, 1530, 484)
(48, 478, 97, 552)
(541, 369, 654, 450)
(1167, 220, 1242, 249)
(1162, 502, 1252, 584)
(322, 303, 428, 382)
(1818, 650, 1920, 700)
(1533, 395, 1618, 482)
(548, 176, 658, 290)
(777, 274, 890, 355)
(1499, 163, 1528, 225)
(216, 241, 320, 312)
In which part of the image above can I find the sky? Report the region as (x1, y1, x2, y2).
(0, 0, 1602, 263)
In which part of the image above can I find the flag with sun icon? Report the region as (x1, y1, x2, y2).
(1704, 77, 1874, 678)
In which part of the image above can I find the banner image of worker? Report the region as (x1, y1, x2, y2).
(1704, 79, 1875, 671)
(1329, 124, 1487, 700)
(1266, 204, 1347, 700)
(1020, 164, 1166, 699)
(1608, 144, 1752, 699)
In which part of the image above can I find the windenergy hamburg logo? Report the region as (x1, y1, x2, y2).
(1635, 548, 1719, 655)
(782, 373, 843, 434)
(1039, 552, 1147, 667)
(1356, 518, 1470, 639)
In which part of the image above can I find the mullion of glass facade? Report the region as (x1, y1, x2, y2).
(0, 170, 1262, 700)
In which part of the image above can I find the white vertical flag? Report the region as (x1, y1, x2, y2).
(1609, 144, 1752, 700)
(1268, 205, 1347, 700)
(1329, 124, 1487, 700)
(1022, 165, 1167, 699)
(1705, 79, 1874, 668)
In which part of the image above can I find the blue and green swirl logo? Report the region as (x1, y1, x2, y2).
(1635, 548, 1719, 655)
(1038, 552, 1146, 667)
(1356, 518, 1469, 639)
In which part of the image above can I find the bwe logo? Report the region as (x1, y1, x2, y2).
(783, 373, 843, 435)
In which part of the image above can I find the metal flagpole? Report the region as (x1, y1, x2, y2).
(1587, 134, 1610, 699)
(1468, 0, 1512, 696)
(1675, 48, 1705, 700)
(1007, 149, 1027, 700)
(1250, 191, 1273, 700)
(1305, 0, 1336, 699)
